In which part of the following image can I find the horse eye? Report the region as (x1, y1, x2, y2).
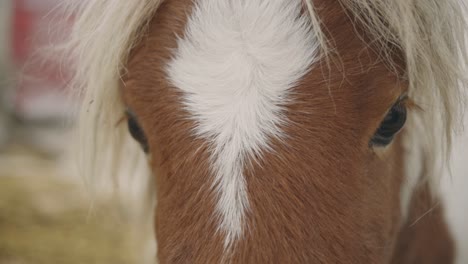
(370, 99, 407, 147)
(126, 109, 149, 153)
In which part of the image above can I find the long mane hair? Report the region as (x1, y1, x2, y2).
(64, 0, 468, 222)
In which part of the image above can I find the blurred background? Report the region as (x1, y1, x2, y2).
(0, 1, 467, 264)
(0, 1, 151, 263)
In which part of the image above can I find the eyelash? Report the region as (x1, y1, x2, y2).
(370, 96, 409, 147)
(125, 109, 149, 153)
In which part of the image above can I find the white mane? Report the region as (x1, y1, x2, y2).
(63, 0, 164, 190)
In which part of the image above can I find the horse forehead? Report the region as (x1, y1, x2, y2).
(167, 0, 319, 91)
(163, 0, 320, 246)
(166, 0, 320, 139)
(163, 0, 400, 127)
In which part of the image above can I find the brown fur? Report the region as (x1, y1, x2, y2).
(121, 0, 454, 263)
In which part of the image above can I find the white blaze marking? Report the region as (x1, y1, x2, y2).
(167, 0, 320, 248)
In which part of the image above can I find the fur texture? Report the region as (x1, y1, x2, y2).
(166, 0, 320, 248)
(63, 0, 468, 262)
(65, 0, 468, 199)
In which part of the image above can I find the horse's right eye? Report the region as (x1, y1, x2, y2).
(126, 109, 149, 153)
(370, 98, 407, 147)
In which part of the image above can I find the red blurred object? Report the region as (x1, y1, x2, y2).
(12, 0, 74, 120)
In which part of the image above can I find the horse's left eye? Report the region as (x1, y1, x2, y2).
(370, 99, 407, 147)
(126, 109, 149, 153)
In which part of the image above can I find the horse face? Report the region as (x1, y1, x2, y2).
(122, 0, 418, 263)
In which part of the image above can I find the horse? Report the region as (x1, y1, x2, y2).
(64, 0, 468, 263)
